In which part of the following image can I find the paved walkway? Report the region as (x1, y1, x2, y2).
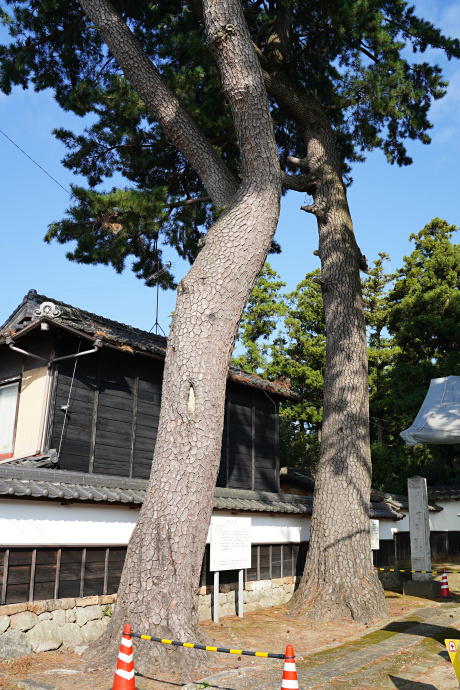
(180, 604, 460, 690)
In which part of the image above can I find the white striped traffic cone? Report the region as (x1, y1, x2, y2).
(281, 644, 299, 690)
(112, 623, 135, 690)
(441, 568, 451, 598)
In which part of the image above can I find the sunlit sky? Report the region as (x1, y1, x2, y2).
(1, 0, 459, 335)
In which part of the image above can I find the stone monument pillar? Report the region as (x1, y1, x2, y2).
(403, 476, 441, 597)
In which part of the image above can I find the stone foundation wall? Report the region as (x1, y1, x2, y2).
(0, 576, 298, 658)
(0, 594, 116, 659)
(197, 575, 299, 621)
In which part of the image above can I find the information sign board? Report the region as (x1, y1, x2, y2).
(210, 516, 251, 571)
(370, 519, 380, 550)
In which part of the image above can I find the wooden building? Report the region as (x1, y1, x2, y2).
(0, 290, 402, 618)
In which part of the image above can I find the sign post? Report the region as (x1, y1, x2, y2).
(210, 517, 251, 623)
(370, 519, 379, 567)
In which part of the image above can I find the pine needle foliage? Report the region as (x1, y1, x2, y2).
(1, 0, 460, 281)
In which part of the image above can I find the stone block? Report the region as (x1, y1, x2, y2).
(28, 600, 49, 615)
(55, 598, 76, 610)
(60, 622, 84, 649)
(403, 580, 442, 598)
(52, 609, 66, 627)
(38, 612, 53, 621)
(74, 645, 88, 655)
(0, 602, 28, 616)
(26, 620, 63, 653)
(76, 605, 103, 627)
(80, 619, 106, 643)
(77, 596, 99, 607)
(99, 595, 116, 605)
(65, 609, 77, 624)
(0, 629, 32, 659)
(0, 615, 9, 634)
(10, 612, 39, 632)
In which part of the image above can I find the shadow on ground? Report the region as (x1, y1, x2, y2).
(383, 622, 460, 645)
(389, 674, 437, 690)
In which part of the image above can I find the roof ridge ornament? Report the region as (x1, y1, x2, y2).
(34, 301, 61, 319)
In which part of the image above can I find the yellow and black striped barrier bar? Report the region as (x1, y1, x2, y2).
(376, 567, 460, 574)
(130, 632, 285, 659)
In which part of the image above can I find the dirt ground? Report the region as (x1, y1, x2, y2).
(0, 590, 436, 690)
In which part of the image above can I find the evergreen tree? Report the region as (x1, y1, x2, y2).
(2, 0, 460, 625)
(384, 218, 460, 488)
(268, 270, 325, 471)
(232, 263, 286, 374)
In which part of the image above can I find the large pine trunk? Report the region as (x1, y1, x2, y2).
(88, 185, 280, 674)
(288, 119, 387, 623)
(78, 0, 282, 673)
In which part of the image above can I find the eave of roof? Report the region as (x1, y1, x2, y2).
(428, 486, 460, 501)
(384, 492, 443, 512)
(0, 466, 403, 518)
(1, 290, 299, 401)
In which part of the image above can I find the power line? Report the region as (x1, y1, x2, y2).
(0, 127, 71, 195)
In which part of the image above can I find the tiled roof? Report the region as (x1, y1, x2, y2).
(428, 486, 460, 501)
(280, 467, 315, 491)
(383, 492, 442, 512)
(0, 466, 403, 518)
(281, 467, 386, 504)
(1, 290, 298, 400)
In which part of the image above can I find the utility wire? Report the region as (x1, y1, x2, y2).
(0, 127, 71, 195)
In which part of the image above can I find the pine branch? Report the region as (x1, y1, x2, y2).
(77, 0, 237, 209)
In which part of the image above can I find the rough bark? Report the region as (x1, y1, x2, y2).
(261, 61, 387, 623)
(78, 0, 281, 674)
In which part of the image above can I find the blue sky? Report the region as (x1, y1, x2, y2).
(1, 0, 460, 335)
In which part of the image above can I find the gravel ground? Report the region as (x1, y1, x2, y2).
(1, 582, 460, 690)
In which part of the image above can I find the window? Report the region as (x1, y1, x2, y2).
(0, 379, 20, 458)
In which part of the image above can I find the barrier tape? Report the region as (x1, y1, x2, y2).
(376, 567, 460, 574)
(130, 632, 285, 659)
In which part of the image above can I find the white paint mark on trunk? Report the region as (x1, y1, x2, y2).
(188, 385, 196, 413)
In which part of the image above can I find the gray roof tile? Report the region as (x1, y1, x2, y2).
(0, 466, 403, 518)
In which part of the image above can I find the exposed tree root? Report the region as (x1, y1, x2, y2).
(289, 573, 388, 624)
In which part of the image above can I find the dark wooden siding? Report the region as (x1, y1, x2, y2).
(50, 351, 98, 473)
(49, 337, 279, 490)
(50, 344, 162, 478)
(217, 385, 279, 492)
(93, 352, 136, 476)
(395, 531, 460, 564)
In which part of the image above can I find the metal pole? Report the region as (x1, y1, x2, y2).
(238, 569, 244, 617)
(213, 571, 219, 623)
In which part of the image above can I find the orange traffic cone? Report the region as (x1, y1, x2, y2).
(281, 644, 299, 690)
(441, 569, 451, 598)
(112, 624, 135, 690)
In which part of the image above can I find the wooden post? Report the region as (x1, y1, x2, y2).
(103, 548, 110, 595)
(29, 549, 37, 602)
(1, 549, 9, 605)
(54, 549, 61, 600)
(238, 569, 244, 618)
(213, 571, 219, 623)
(80, 548, 87, 598)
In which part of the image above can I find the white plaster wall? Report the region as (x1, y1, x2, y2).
(379, 519, 398, 540)
(0, 499, 139, 546)
(205, 511, 311, 544)
(1, 499, 399, 547)
(395, 510, 409, 532)
(391, 503, 460, 533)
(428, 500, 460, 531)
